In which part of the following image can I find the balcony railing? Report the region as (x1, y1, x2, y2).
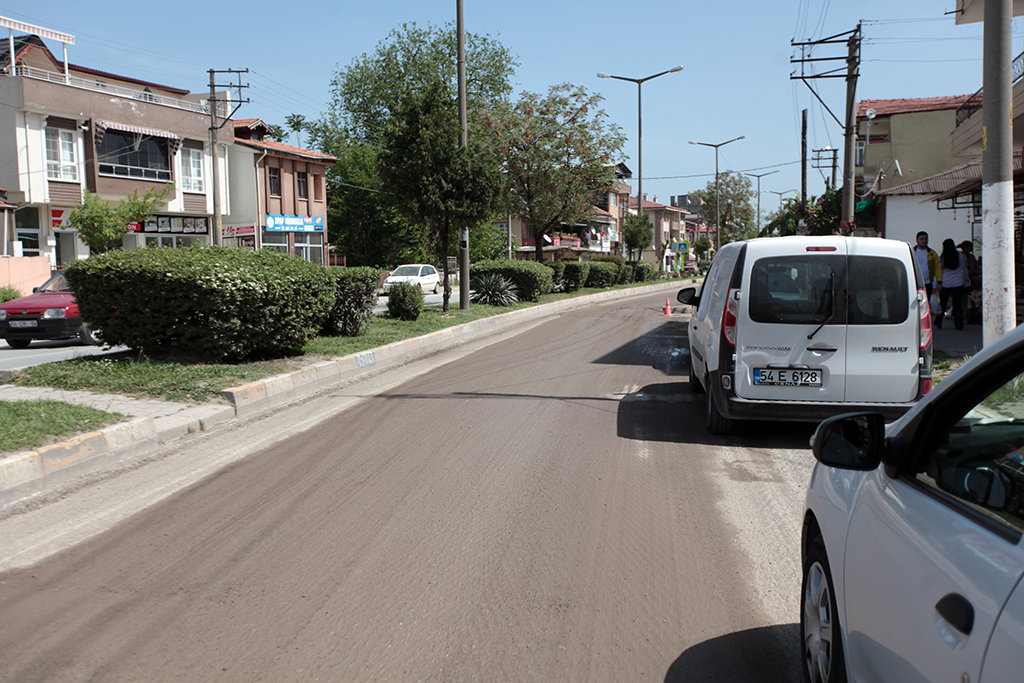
(956, 50, 1024, 127)
(3, 65, 224, 116)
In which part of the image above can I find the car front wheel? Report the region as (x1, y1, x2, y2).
(5, 338, 30, 349)
(78, 323, 101, 346)
(801, 534, 846, 683)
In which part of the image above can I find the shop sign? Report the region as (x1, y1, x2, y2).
(266, 214, 324, 233)
(128, 215, 210, 234)
(51, 208, 71, 230)
(223, 225, 256, 238)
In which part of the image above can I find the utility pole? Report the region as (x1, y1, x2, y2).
(801, 109, 808, 214)
(457, 0, 469, 310)
(208, 69, 249, 247)
(812, 147, 839, 189)
(791, 24, 861, 233)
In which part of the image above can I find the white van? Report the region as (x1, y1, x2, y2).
(677, 236, 932, 435)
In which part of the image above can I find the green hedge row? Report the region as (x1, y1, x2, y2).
(470, 259, 553, 301)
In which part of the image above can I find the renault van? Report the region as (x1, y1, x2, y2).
(677, 236, 932, 435)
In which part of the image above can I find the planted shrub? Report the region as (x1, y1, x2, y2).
(545, 261, 567, 292)
(562, 262, 591, 292)
(324, 267, 384, 337)
(470, 272, 519, 307)
(585, 261, 619, 288)
(386, 281, 423, 321)
(64, 246, 335, 362)
(631, 261, 657, 282)
(470, 259, 552, 301)
(0, 286, 21, 303)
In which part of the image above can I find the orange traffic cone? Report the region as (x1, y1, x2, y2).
(663, 298, 672, 315)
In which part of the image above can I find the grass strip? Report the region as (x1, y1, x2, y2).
(0, 399, 124, 453)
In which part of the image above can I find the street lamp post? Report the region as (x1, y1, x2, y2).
(743, 170, 779, 235)
(689, 136, 744, 250)
(597, 65, 683, 247)
(767, 189, 798, 210)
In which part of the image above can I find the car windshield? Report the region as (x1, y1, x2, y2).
(391, 266, 421, 277)
(36, 273, 72, 293)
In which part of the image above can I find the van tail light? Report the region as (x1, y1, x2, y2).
(723, 288, 740, 347)
(918, 287, 932, 352)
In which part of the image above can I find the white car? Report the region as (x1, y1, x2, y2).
(677, 236, 931, 435)
(802, 323, 1024, 682)
(382, 264, 441, 295)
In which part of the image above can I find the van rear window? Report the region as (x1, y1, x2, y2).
(747, 255, 907, 325)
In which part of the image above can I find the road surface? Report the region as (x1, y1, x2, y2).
(0, 291, 811, 682)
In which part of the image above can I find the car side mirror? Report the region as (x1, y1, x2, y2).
(811, 413, 885, 470)
(948, 466, 1015, 510)
(677, 287, 699, 306)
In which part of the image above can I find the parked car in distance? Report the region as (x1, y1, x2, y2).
(382, 264, 441, 294)
(0, 273, 100, 348)
(677, 236, 931, 435)
(801, 323, 1024, 683)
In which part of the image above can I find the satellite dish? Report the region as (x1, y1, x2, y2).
(866, 108, 876, 120)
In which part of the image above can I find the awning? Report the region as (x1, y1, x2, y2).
(94, 120, 182, 156)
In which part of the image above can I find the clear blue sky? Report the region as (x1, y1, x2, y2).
(4, 1, 1010, 219)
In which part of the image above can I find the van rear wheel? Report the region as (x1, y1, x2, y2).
(706, 387, 733, 436)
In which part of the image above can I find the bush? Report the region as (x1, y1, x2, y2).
(386, 281, 423, 321)
(324, 267, 384, 337)
(562, 262, 591, 292)
(0, 286, 22, 303)
(470, 272, 519, 306)
(630, 260, 657, 282)
(470, 259, 553, 301)
(585, 261, 619, 288)
(63, 246, 335, 362)
(545, 261, 567, 292)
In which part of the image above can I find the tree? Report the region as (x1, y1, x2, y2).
(325, 22, 518, 146)
(267, 124, 287, 143)
(622, 212, 653, 260)
(378, 81, 503, 311)
(68, 186, 171, 253)
(693, 236, 712, 260)
(475, 84, 626, 263)
(689, 171, 755, 247)
(285, 114, 306, 147)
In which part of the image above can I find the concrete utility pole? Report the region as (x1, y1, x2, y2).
(457, 0, 469, 310)
(981, 0, 1015, 344)
(801, 109, 808, 215)
(841, 25, 861, 232)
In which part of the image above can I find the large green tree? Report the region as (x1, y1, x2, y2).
(378, 81, 503, 311)
(689, 171, 756, 246)
(68, 186, 171, 253)
(474, 83, 626, 263)
(622, 212, 653, 260)
(326, 22, 518, 146)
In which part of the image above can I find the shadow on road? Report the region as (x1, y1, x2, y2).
(664, 623, 802, 683)
(593, 320, 690, 374)
(616, 382, 816, 449)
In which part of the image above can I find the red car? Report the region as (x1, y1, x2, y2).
(0, 273, 100, 349)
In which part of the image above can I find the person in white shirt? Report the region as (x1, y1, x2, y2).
(935, 238, 969, 330)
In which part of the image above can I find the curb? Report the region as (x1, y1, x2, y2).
(1, 280, 691, 508)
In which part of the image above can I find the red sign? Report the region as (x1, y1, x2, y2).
(223, 225, 256, 238)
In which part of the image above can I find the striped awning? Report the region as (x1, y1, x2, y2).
(94, 120, 182, 156)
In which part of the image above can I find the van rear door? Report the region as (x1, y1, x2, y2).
(733, 240, 848, 402)
(843, 246, 919, 402)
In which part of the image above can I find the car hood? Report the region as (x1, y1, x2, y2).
(0, 291, 77, 312)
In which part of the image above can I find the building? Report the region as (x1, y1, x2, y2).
(0, 23, 225, 274)
(227, 119, 336, 264)
(629, 196, 694, 271)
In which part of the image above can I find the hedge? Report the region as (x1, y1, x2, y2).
(562, 262, 591, 292)
(585, 261, 619, 288)
(324, 266, 384, 337)
(64, 247, 335, 361)
(470, 259, 553, 301)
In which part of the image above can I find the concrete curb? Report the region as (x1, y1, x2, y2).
(1, 280, 691, 508)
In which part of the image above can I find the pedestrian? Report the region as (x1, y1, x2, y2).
(913, 231, 941, 301)
(936, 238, 970, 330)
(959, 240, 981, 285)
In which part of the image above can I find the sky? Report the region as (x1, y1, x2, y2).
(4, 1, 1013, 221)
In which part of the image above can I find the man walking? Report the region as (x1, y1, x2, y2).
(913, 231, 941, 300)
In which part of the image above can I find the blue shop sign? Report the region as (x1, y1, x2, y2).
(266, 214, 325, 233)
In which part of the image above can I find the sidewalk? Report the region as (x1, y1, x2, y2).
(932, 322, 984, 358)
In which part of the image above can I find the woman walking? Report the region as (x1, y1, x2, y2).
(935, 238, 970, 330)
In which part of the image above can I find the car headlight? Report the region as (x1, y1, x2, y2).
(43, 308, 67, 319)
(0, 310, 5, 321)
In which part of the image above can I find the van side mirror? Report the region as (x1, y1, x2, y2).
(811, 413, 885, 470)
(677, 287, 699, 306)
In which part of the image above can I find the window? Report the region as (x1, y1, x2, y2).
(296, 171, 308, 200)
(46, 128, 78, 181)
(294, 231, 323, 264)
(855, 139, 866, 167)
(313, 174, 324, 202)
(97, 130, 171, 181)
(180, 148, 204, 193)
(268, 167, 281, 196)
(913, 370, 1024, 535)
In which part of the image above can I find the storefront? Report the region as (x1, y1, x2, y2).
(262, 214, 325, 265)
(124, 214, 211, 249)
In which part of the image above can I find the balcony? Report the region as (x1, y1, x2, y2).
(3, 65, 224, 116)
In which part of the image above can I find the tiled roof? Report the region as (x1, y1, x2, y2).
(629, 197, 689, 213)
(857, 95, 973, 119)
(235, 137, 337, 162)
(874, 154, 1024, 196)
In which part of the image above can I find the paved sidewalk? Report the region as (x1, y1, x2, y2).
(0, 385, 201, 421)
(932, 322, 984, 358)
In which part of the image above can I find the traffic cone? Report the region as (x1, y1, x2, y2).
(663, 298, 672, 315)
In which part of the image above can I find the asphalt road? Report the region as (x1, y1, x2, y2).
(0, 291, 811, 682)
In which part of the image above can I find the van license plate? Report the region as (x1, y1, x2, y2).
(754, 368, 821, 387)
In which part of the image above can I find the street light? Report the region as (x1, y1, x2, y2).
(597, 65, 683, 243)
(689, 135, 744, 250)
(767, 189, 798, 211)
(743, 169, 779, 235)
